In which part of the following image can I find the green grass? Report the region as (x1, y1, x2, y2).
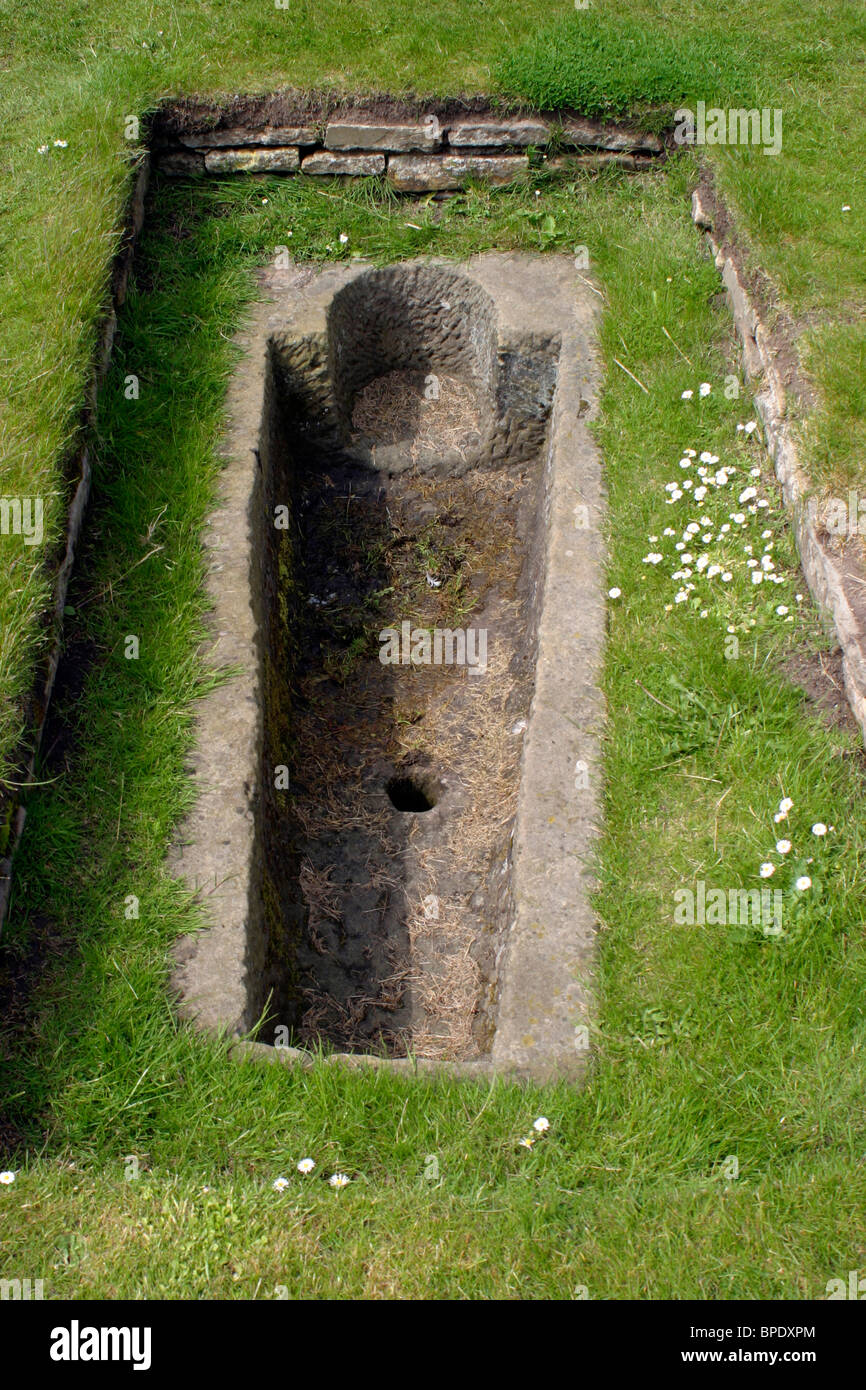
(497, 8, 763, 120)
(2, 159, 866, 1297)
(2, 0, 866, 1301)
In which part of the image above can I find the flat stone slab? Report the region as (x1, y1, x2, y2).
(301, 151, 386, 176)
(448, 118, 550, 147)
(560, 118, 664, 153)
(182, 124, 318, 148)
(546, 152, 656, 174)
(204, 147, 299, 173)
(325, 120, 440, 153)
(388, 153, 528, 192)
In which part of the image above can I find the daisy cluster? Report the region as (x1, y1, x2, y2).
(756, 798, 832, 895)
(518, 1116, 551, 1150)
(272, 1159, 351, 1191)
(610, 421, 801, 626)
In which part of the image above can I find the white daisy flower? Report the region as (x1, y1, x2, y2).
(533, 1117, 550, 1132)
(699, 382, 712, 397)
(297, 1158, 316, 1174)
(608, 587, 621, 599)
(681, 389, 694, 399)
(760, 863, 775, 878)
(811, 823, 827, 837)
(329, 1173, 351, 1189)
(0, 1171, 15, 1185)
(776, 840, 792, 855)
(273, 1176, 289, 1191)
(776, 605, 789, 616)
(795, 876, 812, 891)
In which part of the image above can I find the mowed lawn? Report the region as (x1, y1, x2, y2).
(1, 1, 866, 1298)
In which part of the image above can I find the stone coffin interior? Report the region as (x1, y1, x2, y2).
(249, 263, 560, 1060)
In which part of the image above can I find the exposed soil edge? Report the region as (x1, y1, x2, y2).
(692, 171, 866, 746)
(148, 89, 672, 144)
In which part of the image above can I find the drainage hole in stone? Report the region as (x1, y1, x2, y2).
(386, 775, 438, 813)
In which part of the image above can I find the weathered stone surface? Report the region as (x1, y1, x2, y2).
(559, 119, 664, 153)
(181, 124, 318, 148)
(546, 152, 655, 173)
(388, 153, 527, 192)
(448, 118, 550, 147)
(173, 254, 604, 1081)
(159, 150, 205, 176)
(301, 151, 385, 176)
(325, 120, 441, 152)
(691, 187, 713, 230)
(204, 147, 300, 173)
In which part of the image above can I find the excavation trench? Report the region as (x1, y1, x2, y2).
(173, 255, 605, 1080)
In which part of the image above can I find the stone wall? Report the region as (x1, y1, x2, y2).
(152, 107, 665, 189)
